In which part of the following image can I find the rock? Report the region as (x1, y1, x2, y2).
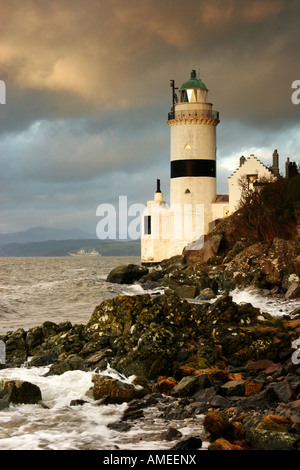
(152, 377, 177, 395)
(256, 414, 292, 432)
(236, 385, 279, 413)
(87, 375, 148, 404)
(272, 379, 296, 403)
(183, 234, 224, 265)
(246, 428, 300, 450)
(192, 387, 217, 404)
(285, 282, 300, 299)
(210, 395, 231, 409)
(70, 399, 88, 406)
(4, 328, 27, 365)
(208, 438, 245, 450)
(246, 359, 275, 371)
(106, 264, 149, 284)
(220, 380, 245, 397)
(276, 400, 300, 423)
(203, 411, 231, 441)
(174, 285, 198, 299)
(45, 355, 89, 376)
(171, 374, 213, 397)
(122, 407, 144, 421)
(245, 380, 264, 396)
(162, 426, 183, 441)
(29, 348, 59, 367)
(286, 373, 300, 394)
(197, 288, 216, 300)
(171, 436, 202, 450)
(107, 421, 132, 432)
(0, 379, 42, 409)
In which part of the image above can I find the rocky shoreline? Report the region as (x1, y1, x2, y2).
(1, 232, 300, 451)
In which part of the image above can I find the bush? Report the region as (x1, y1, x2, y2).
(233, 175, 299, 244)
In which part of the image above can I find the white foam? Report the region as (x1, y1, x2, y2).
(230, 287, 300, 316)
(0, 366, 126, 450)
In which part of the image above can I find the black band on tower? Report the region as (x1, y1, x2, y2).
(171, 159, 216, 178)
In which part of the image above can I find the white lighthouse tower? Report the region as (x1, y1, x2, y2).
(141, 70, 220, 265)
(169, 70, 219, 237)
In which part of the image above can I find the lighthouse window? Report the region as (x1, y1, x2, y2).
(180, 90, 188, 102)
(144, 216, 151, 235)
(187, 89, 197, 102)
(185, 189, 191, 194)
(184, 144, 191, 150)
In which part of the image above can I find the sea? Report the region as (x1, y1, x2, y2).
(0, 256, 299, 452)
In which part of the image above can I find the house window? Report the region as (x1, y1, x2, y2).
(144, 216, 151, 235)
(247, 174, 258, 192)
(184, 144, 191, 150)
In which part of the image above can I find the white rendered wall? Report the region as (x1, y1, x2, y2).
(211, 202, 229, 221)
(228, 155, 275, 214)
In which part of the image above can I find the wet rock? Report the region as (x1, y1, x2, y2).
(272, 378, 296, 403)
(246, 428, 300, 450)
(192, 387, 217, 404)
(0, 379, 42, 409)
(197, 288, 216, 300)
(45, 355, 89, 376)
(276, 400, 300, 424)
(171, 436, 202, 450)
(245, 380, 264, 396)
(29, 348, 59, 367)
(256, 414, 293, 432)
(174, 285, 198, 299)
(122, 407, 144, 421)
(162, 426, 183, 441)
(107, 421, 132, 432)
(236, 385, 279, 413)
(208, 438, 245, 450)
(220, 380, 245, 397)
(203, 411, 232, 441)
(3, 328, 27, 366)
(70, 399, 88, 406)
(246, 359, 276, 371)
(152, 377, 177, 395)
(210, 395, 231, 409)
(285, 282, 300, 299)
(106, 264, 149, 284)
(171, 374, 213, 398)
(87, 375, 148, 404)
(183, 234, 224, 265)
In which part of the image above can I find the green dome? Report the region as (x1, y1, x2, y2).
(180, 70, 207, 90)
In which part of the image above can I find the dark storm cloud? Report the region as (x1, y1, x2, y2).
(0, 0, 299, 232)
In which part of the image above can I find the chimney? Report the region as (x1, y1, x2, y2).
(285, 158, 290, 178)
(272, 149, 279, 176)
(156, 179, 161, 193)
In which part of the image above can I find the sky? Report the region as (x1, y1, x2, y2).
(0, 0, 299, 236)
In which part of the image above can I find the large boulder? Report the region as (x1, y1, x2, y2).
(87, 374, 148, 403)
(106, 264, 149, 284)
(0, 379, 42, 409)
(183, 234, 224, 265)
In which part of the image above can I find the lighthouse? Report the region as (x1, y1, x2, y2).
(141, 70, 220, 264)
(169, 70, 219, 237)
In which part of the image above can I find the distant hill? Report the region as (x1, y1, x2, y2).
(0, 239, 141, 257)
(0, 227, 97, 247)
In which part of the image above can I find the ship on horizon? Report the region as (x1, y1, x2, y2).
(68, 249, 101, 256)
